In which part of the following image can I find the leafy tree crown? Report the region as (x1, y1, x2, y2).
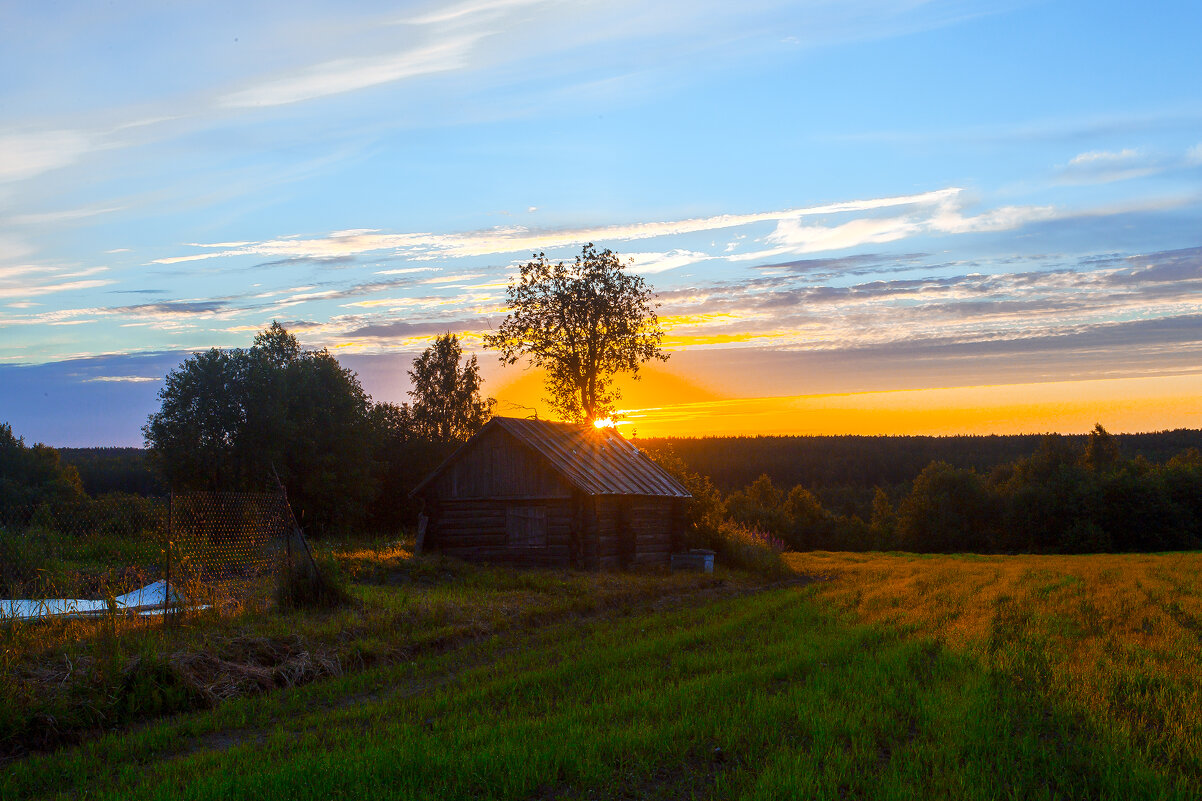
(406, 333, 494, 443)
(483, 243, 666, 423)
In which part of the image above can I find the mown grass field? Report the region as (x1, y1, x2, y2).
(1, 542, 755, 755)
(788, 551, 1202, 787)
(4, 551, 1201, 800)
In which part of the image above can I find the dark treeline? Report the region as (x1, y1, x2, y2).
(645, 426, 1202, 555)
(639, 430, 1202, 491)
(0, 423, 84, 512)
(55, 430, 1202, 512)
(639, 430, 1202, 519)
(57, 448, 164, 497)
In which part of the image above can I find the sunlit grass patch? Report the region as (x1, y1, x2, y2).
(786, 550, 1202, 782)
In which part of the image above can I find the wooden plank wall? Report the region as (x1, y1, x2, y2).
(428, 498, 574, 566)
(431, 426, 570, 499)
(592, 496, 675, 569)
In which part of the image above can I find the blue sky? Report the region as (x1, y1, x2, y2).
(2, 0, 1201, 444)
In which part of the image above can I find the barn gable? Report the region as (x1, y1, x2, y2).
(411, 417, 691, 569)
(412, 416, 691, 500)
(422, 422, 573, 500)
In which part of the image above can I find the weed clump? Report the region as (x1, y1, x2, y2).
(696, 520, 786, 576)
(275, 544, 354, 611)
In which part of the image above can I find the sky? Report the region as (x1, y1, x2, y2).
(2, 0, 1201, 445)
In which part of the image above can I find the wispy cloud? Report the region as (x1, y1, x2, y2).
(624, 250, 712, 274)
(0, 129, 95, 183)
(0, 279, 114, 299)
(649, 245, 1202, 356)
(400, 0, 548, 26)
(9, 205, 123, 226)
(113, 300, 231, 317)
(1057, 147, 1163, 184)
(1070, 148, 1142, 166)
(82, 375, 160, 383)
(730, 192, 1057, 262)
(151, 188, 963, 265)
(219, 35, 483, 108)
(0, 264, 114, 304)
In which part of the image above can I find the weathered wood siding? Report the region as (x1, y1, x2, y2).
(590, 496, 678, 569)
(421, 427, 575, 565)
(427, 497, 574, 565)
(428, 425, 572, 500)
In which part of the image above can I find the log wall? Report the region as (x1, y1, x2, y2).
(427, 497, 574, 566)
(591, 496, 677, 569)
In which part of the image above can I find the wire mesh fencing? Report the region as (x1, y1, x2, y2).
(0, 490, 300, 625)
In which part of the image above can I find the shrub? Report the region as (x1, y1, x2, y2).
(695, 519, 785, 577)
(275, 538, 354, 610)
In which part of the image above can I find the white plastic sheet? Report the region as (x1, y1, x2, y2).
(0, 579, 182, 621)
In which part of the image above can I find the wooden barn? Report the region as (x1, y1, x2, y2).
(410, 416, 691, 569)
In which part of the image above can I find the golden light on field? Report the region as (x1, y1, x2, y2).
(491, 364, 1202, 435)
(785, 550, 1202, 768)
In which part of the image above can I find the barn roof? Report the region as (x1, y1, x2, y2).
(412, 416, 692, 498)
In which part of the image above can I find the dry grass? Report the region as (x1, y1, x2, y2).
(786, 550, 1202, 778)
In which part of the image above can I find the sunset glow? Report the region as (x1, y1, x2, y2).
(2, 2, 1200, 445)
(491, 368, 1202, 438)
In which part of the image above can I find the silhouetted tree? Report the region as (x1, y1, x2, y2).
(782, 485, 829, 549)
(406, 333, 493, 443)
(484, 244, 666, 423)
(143, 323, 377, 534)
(869, 487, 897, 548)
(1081, 423, 1121, 472)
(0, 423, 83, 516)
(897, 461, 994, 552)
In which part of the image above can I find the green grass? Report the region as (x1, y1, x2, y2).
(4, 581, 1191, 800)
(0, 544, 755, 758)
(788, 551, 1202, 784)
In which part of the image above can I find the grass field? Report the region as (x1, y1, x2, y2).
(4, 551, 1200, 799)
(788, 551, 1202, 787)
(0, 542, 759, 757)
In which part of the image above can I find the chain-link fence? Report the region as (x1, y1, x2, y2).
(0, 491, 298, 624)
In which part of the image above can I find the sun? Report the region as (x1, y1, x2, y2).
(593, 418, 615, 428)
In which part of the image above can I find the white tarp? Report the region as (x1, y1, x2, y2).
(0, 579, 182, 621)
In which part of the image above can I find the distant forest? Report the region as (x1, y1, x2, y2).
(57, 448, 164, 497)
(637, 430, 1202, 518)
(58, 429, 1202, 508)
(16, 427, 1202, 555)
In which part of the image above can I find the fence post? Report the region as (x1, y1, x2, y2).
(165, 491, 173, 623)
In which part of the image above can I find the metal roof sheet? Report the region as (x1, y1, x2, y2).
(412, 416, 692, 498)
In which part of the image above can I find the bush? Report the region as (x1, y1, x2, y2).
(275, 536, 354, 610)
(0, 527, 49, 596)
(695, 519, 785, 577)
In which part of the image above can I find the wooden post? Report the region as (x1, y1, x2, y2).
(164, 491, 173, 622)
(415, 514, 427, 555)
